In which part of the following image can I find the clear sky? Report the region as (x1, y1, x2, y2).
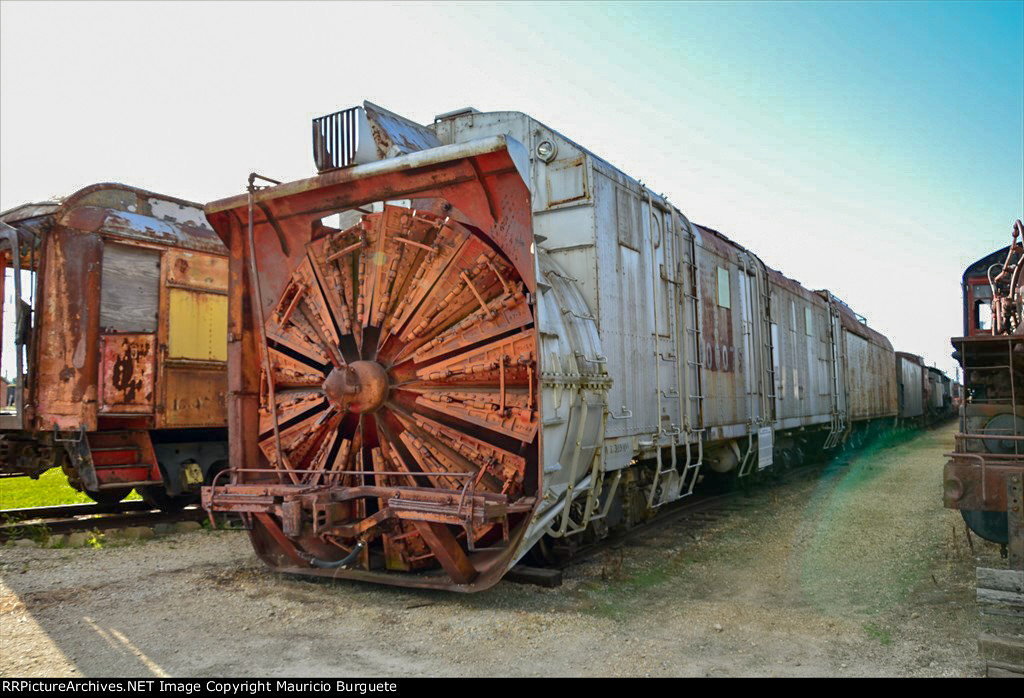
(1, 0, 1022, 381)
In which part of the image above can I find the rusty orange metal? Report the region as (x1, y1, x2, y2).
(202, 137, 538, 590)
(162, 366, 228, 428)
(98, 334, 156, 414)
(0, 184, 229, 507)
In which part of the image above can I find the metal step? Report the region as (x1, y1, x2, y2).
(93, 461, 148, 470)
(96, 480, 160, 489)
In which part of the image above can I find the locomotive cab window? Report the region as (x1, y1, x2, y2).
(971, 283, 993, 333)
(974, 299, 992, 332)
(717, 267, 730, 308)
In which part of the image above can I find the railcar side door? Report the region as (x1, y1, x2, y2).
(34, 227, 103, 430)
(157, 249, 228, 428)
(98, 242, 159, 415)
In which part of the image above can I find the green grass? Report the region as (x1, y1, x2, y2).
(0, 468, 141, 509)
(863, 622, 893, 645)
(574, 548, 709, 620)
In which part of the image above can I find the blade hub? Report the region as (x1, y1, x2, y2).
(323, 361, 389, 414)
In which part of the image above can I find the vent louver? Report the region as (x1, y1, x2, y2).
(312, 107, 362, 173)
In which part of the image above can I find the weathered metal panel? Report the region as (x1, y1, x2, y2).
(0, 202, 60, 226)
(100, 242, 160, 333)
(897, 353, 924, 418)
(98, 334, 155, 414)
(766, 279, 833, 425)
(927, 370, 944, 409)
(167, 288, 227, 361)
(845, 330, 897, 420)
(362, 101, 443, 159)
(588, 169, 684, 442)
(429, 109, 598, 215)
(33, 227, 102, 430)
(0, 254, 5, 400)
(545, 155, 589, 208)
(163, 365, 227, 427)
(2, 183, 229, 498)
(165, 249, 228, 292)
(595, 175, 641, 438)
(59, 185, 225, 256)
(698, 243, 743, 431)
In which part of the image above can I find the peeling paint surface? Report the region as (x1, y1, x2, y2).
(98, 334, 155, 414)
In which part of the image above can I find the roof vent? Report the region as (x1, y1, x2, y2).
(312, 106, 379, 173)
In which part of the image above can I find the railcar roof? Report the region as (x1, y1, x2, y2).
(694, 223, 893, 350)
(963, 245, 1010, 283)
(0, 201, 61, 224)
(3, 183, 225, 256)
(896, 351, 924, 364)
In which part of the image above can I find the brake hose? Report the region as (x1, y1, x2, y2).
(306, 540, 366, 569)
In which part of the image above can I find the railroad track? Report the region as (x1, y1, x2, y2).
(1, 455, 847, 570)
(0, 502, 208, 542)
(507, 458, 842, 587)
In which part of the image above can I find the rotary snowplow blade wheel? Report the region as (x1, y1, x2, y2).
(255, 204, 538, 585)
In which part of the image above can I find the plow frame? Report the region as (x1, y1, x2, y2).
(202, 136, 542, 590)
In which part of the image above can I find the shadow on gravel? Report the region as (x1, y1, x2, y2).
(0, 421, 991, 677)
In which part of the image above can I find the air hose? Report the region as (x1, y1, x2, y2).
(305, 540, 366, 569)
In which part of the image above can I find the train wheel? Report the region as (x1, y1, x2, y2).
(526, 537, 559, 566)
(769, 450, 792, 481)
(701, 467, 739, 493)
(205, 459, 229, 485)
(961, 509, 1009, 545)
(139, 485, 199, 513)
(85, 487, 134, 509)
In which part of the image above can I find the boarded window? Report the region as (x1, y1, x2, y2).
(717, 267, 730, 308)
(168, 288, 227, 361)
(818, 358, 830, 395)
(100, 243, 160, 333)
(545, 156, 588, 207)
(616, 187, 641, 250)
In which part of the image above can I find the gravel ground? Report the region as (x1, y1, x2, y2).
(0, 422, 998, 677)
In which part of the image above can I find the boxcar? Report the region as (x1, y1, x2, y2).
(896, 352, 925, 424)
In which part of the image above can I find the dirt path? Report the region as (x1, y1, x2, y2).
(0, 422, 997, 677)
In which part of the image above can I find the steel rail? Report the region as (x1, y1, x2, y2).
(545, 461, 832, 573)
(1, 500, 152, 520)
(0, 504, 209, 542)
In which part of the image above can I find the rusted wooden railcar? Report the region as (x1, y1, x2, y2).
(0, 184, 228, 508)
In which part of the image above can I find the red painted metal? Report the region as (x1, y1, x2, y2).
(202, 138, 539, 590)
